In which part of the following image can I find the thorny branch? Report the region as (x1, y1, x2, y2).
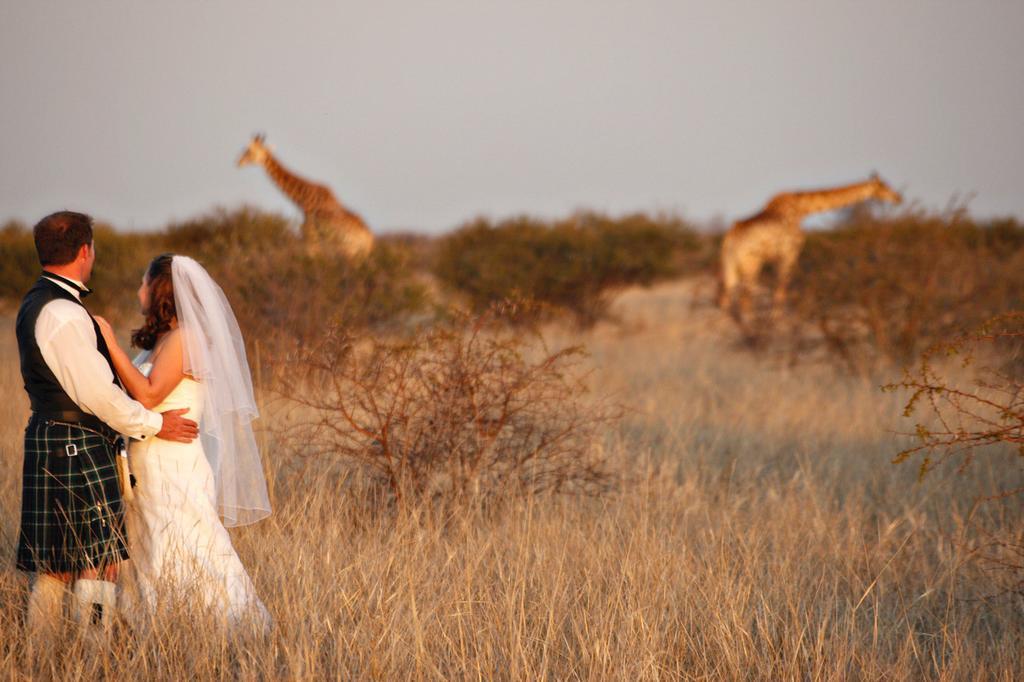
(886, 312, 1024, 596)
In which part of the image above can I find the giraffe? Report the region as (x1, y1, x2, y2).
(718, 173, 902, 316)
(237, 134, 374, 260)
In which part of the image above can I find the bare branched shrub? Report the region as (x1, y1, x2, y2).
(886, 312, 1024, 594)
(273, 305, 616, 505)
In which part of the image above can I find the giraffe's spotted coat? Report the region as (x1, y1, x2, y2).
(238, 134, 374, 260)
(718, 175, 902, 315)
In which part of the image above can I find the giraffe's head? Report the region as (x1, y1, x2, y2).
(237, 133, 271, 168)
(868, 172, 902, 205)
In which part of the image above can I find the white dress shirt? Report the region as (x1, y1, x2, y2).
(35, 274, 162, 440)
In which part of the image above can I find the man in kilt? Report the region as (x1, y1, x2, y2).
(16, 211, 199, 636)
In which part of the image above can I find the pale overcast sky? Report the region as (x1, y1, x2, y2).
(1, 1, 1021, 233)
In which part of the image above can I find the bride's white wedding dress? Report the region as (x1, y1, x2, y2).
(122, 353, 270, 629)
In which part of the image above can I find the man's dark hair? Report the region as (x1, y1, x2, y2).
(33, 211, 94, 266)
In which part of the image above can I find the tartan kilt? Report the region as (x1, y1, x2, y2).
(16, 417, 129, 573)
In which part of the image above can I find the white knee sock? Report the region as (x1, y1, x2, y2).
(27, 574, 66, 633)
(72, 579, 117, 628)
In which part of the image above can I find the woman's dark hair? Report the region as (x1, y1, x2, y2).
(131, 254, 177, 350)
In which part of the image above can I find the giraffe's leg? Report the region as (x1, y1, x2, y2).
(734, 256, 761, 319)
(718, 254, 738, 310)
(737, 280, 753, 319)
(773, 251, 799, 311)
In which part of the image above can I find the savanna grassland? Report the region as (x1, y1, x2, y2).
(0, 209, 1022, 679)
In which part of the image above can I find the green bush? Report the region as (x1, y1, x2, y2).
(0, 219, 156, 322)
(88, 224, 164, 323)
(205, 237, 432, 346)
(162, 205, 295, 256)
(159, 208, 432, 345)
(0, 221, 37, 308)
(434, 211, 702, 325)
(788, 210, 1024, 369)
(0, 207, 432, 345)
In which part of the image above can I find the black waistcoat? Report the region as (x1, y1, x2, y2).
(16, 276, 121, 414)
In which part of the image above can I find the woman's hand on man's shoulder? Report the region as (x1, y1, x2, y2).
(92, 315, 117, 347)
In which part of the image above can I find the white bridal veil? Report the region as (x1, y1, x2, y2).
(171, 255, 271, 527)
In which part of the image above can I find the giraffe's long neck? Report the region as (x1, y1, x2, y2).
(261, 153, 324, 215)
(772, 180, 879, 219)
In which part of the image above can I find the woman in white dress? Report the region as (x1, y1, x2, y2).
(94, 254, 271, 629)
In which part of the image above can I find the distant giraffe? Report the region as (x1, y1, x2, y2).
(237, 134, 374, 260)
(718, 173, 902, 316)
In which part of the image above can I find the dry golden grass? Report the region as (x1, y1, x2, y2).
(1, 279, 1022, 679)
